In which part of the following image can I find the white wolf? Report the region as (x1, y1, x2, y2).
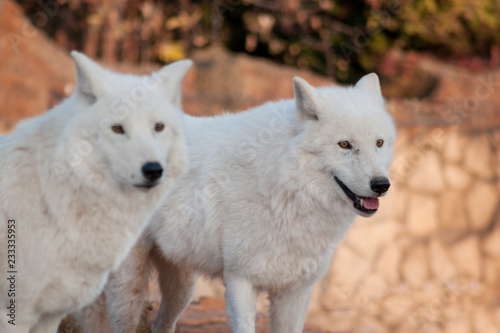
(0, 52, 191, 333)
(79, 73, 396, 333)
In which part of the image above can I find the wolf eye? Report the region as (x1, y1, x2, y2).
(111, 125, 124, 134)
(155, 123, 165, 132)
(376, 139, 384, 147)
(338, 141, 352, 149)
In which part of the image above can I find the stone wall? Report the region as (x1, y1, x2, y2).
(304, 123, 500, 333)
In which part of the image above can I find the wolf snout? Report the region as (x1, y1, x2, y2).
(370, 177, 390, 195)
(141, 162, 163, 182)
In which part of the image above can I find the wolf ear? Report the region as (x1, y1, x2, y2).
(155, 59, 193, 106)
(71, 51, 107, 104)
(293, 77, 320, 122)
(355, 73, 382, 97)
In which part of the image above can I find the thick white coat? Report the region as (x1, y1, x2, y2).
(81, 73, 396, 333)
(0, 53, 191, 333)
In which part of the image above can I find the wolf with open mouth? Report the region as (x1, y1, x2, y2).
(77, 73, 396, 333)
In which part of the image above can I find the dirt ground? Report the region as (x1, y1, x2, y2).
(58, 298, 329, 333)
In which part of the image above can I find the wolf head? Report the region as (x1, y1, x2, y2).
(293, 74, 396, 217)
(66, 51, 191, 190)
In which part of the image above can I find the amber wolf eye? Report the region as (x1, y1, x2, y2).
(338, 141, 352, 149)
(111, 125, 124, 134)
(155, 123, 165, 132)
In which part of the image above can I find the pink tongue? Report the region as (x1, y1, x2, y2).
(362, 197, 379, 210)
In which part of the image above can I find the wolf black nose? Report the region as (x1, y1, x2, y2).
(142, 162, 163, 182)
(370, 178, 390, 194)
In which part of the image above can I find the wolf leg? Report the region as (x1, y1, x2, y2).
(224, 273, 258, 333)
(73, 292, 113, 333)
(150, 250, 197, 333)
(105, 241, 152, 333)
(269, 284, 313, 333)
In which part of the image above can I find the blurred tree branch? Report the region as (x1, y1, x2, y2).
(16, 0, 500, 82)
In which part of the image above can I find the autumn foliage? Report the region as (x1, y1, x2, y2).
(17, 0, 500, 82)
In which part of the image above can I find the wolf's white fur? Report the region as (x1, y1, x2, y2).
(0, 52, 191, 333)
(80, 73, 396, 333)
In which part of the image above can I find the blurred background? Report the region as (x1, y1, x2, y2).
(1, 0, 500, 332)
